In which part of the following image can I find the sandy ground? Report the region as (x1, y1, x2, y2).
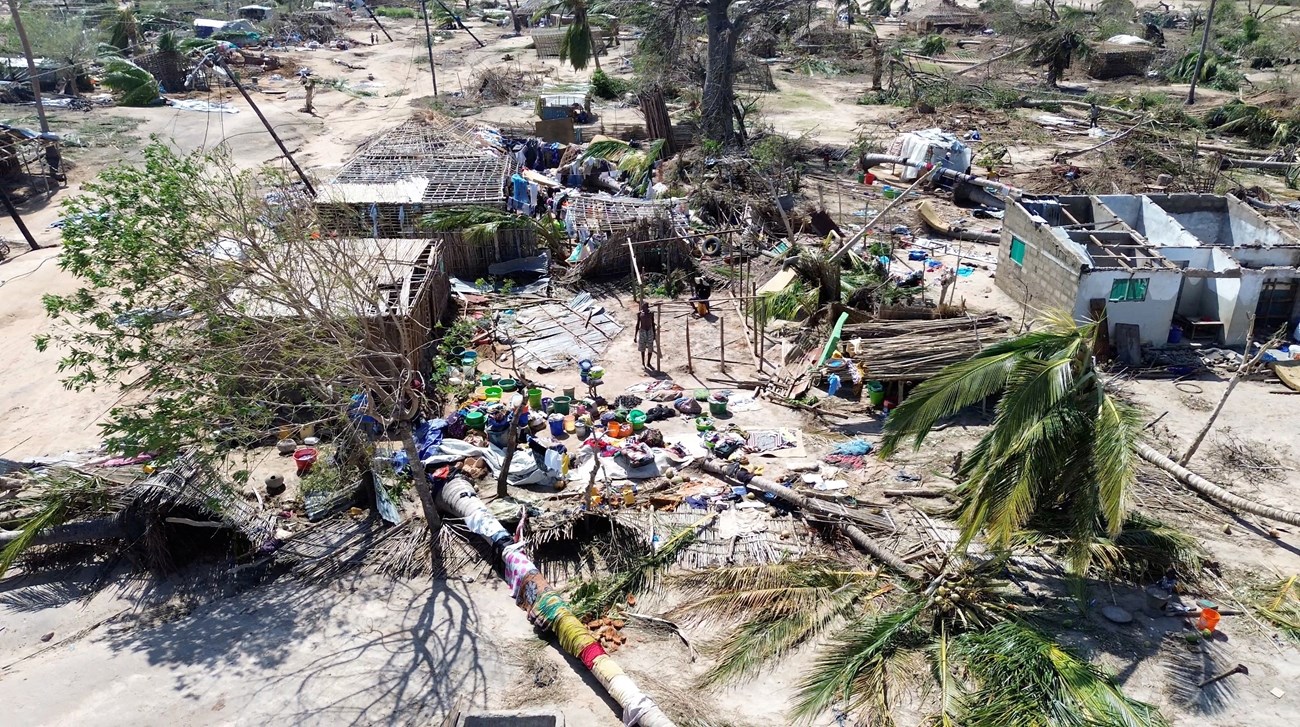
(3, 7, 1300, 727)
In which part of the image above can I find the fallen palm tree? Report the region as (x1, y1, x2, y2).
(434, 475, 678, 727)
(1134, 443, 1300, 528)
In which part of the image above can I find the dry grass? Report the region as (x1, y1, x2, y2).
(1209, 429, 1287, 485)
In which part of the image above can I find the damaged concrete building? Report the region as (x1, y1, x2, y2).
(996, 193, 1300, 345)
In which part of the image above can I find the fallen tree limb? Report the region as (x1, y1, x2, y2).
(883, 488, 954, 498)
(0, 518, 123, 546)
(698, 460, 923, 580)
(1019, 98, 1139, 119)
(953, 44, 1030, 76)
(1136, 442, 1300, 528)
(1055, 121, 1150, 160)
(1218, 156, 1300, 172)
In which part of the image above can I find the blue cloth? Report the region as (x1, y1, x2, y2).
(831, 438, 874, 456)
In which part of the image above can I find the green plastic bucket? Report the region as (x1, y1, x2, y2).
(499, 378, 518, 392)
(628, 410, 647, 431)
(527, 387, 543, 410)
(867, 381, 886, 406)
(709, 399, 727, 416)
(464, 411, 486, 429)
(552, 396, 572, 414)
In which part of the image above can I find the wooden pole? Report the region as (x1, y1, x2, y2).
(628, 237, 643, 299)
(8, 0, 48, 134)
(654, 303, 663, 371)
(828, 166, 937, 262)
(433, 0, 486, 47)
(685, 315, 693, 374)
(419, 0, 439, 95)
(217, 58, 316, 196)
(0, 189, 40, 250)
(361, 2, 394, 41)
(720, 314, 727, 373)
(1187, 0, 1219, 105)
(698, 460, 922, 580)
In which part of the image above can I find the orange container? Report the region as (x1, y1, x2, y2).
(1195, 608, 1221, 633)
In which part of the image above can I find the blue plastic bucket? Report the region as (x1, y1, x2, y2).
(548, 415, 566, 437)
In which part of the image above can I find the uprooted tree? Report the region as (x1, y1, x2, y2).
(36, 143, 446, 561)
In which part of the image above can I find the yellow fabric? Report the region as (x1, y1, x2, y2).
(590, 654, 624, 684)
(554, 612, 597, 655)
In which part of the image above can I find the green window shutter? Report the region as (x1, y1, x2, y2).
(1108, 278, 1150, 302)
(1130, 278, 1149, 301)
(1108, 279, 1129, 302)
(1009, 237, 1026, 265)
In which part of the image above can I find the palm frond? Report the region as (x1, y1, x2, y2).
(100, 59, 160, 107)
(953, 621, 1167, 727)
(789, 601, 927, 723)
(1, 471, 112, 575)
(419, 206, 562, 249)
(560, 21, 594, 70)
(929, 624, 960, 727)
(699, 582, 887, 687)
(1016, 511, 1204, 584)
(567, 515, 712, 618)
(1249, 575, 1300, 641)
(0, 499, 69, 575)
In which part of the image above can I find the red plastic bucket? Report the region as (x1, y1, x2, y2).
(293, 447, 318, 475)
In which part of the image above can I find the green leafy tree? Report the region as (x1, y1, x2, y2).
(0, 10, 99, 95)
(38, 143, 446, 557)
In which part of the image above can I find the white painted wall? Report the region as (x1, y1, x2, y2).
(1074, 270, 1183, 345)
(1226, 196, 1292, 248)
(1138, 197, 1201, 246)
(1224, 272, 1268, 345)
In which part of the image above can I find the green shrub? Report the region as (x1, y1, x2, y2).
(591, 69, 630, 99)
(918, 34, 947, 56)
(374, 6, 417, 18)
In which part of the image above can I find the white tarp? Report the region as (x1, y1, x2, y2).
(889, 128, 972, 181)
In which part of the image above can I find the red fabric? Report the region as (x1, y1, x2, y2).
(579, 641, 606, 669)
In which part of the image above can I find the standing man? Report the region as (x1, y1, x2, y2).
(634, 301, 657, 370)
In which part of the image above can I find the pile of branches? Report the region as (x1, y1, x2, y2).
(472, 67, 543, 103)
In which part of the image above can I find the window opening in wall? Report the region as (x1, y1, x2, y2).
(1108, 278, 1149, 302)
(1009, 237, 1027, 265)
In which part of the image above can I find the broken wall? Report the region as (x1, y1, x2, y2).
(997, 202, 1087, 315)
(1075, 269, 1183, 345)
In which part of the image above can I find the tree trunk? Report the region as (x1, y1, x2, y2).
(699, 460, 922, 580)
(870, 38, 884, 91)
(496, 398, 525, 498)
(701, 0, 741, 146)
(8, 0, 49, 134)
(400, 427, 443, 554)
(0, 518, 124, 546)
(1136, 442, 1300, 528)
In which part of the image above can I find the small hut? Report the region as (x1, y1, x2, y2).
(904, 0, 984, 34)
(316, 115, 516, 239)
(1086, 41, 1156, 80)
